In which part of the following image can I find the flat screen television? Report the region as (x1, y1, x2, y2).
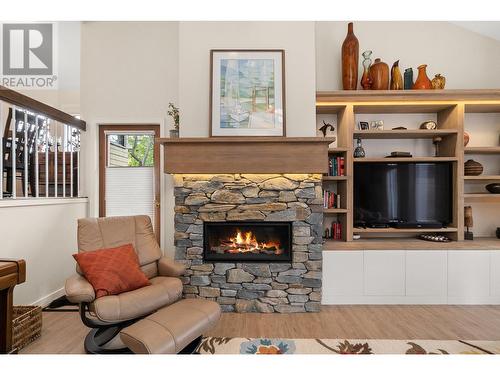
(354, 162, 452, 228)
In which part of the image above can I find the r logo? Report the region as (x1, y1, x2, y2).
(3, 23, 53, 75)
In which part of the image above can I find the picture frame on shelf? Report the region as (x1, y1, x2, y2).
(358, 121, 369, 130)
(371, 120, 384, 130)
(209, 49, 286, 137)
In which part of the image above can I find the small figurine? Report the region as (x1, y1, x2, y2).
(319, 120, 335, 137)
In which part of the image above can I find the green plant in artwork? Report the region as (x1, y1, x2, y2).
(168, 102, 180, 131)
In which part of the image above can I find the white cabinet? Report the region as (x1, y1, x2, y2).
(322, 249, 500, 305)
(364, 251, 405, 296)
(322, 251, 363, 304)
(406, 251, 447, 297)
(491, 252, 500, 297)
(448, 251, 490, 304)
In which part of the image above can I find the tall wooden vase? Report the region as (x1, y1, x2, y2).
(341, 22, 359, 90)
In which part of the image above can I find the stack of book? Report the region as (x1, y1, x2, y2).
(323, 190, 341, 209)
(328, 156, 345, 176)
(324, 222, 342, 240)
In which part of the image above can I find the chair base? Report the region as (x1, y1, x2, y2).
(179, 336, 202, 354)
(84, 327, 132, 354)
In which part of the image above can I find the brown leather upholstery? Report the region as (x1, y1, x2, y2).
(89, 277, 182, 323)
(120, 299, 221, 354)
(77, 215, 162, 278)
(66, 215, 186, 323)
(65, 274, 95, 303)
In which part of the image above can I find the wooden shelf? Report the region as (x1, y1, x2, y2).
(354, 157, 458, 163)
(323, 208, 348, 214)
(464, 147, 500, 154)
(317, 89, 500, 103)
(328, 147, 349, 153)
(353, 129, 457, 139)
(323, 176, 348, 181)
(323, 237, 500, 251)
(158, 137, 335, 174)
(464, 193, 500, 203)
(464, 175, 500, 181)
(353, 227, 458, 234)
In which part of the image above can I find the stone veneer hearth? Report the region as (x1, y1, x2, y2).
(173, 173, 323, 313)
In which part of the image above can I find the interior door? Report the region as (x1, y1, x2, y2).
(99, 125, 160, 242)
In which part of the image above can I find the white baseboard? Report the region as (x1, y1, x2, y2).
(31, 288, 66, 307)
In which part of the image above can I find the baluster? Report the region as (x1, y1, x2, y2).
(54, 121, 57, 197)
(24, 111, 28, 197)
(11, 106, 16, 199)
(0, 102, 3, 200)
(35, 116, 40, 198)
(45, 119, 49, 198)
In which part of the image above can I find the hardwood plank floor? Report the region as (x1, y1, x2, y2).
(21, 305, 500, 354)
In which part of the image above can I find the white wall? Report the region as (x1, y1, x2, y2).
(0, 200, 88, 305)
(316, 21, 500, 90)
(179, 21, 317, 137)
(80, 22, 179, 255)
(16, 22, 81, 114)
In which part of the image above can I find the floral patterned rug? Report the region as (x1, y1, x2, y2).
(197, 337, 500, 354)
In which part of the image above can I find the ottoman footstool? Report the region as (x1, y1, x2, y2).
(120, 299, 221, 354)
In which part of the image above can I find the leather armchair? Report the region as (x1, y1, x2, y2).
(65, 215, 186, 353)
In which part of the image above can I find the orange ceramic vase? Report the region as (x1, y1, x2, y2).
(413, 64, 433, 89)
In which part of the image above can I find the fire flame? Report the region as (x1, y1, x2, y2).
(224, 229, 282, 255)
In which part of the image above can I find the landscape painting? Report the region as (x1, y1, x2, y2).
(210, 50, 285, 136)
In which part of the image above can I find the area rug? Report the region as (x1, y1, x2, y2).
(197, 337, 500, 354)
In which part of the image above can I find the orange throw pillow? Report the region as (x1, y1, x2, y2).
(73, 244, 150, 298)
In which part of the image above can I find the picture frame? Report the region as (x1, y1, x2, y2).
(358, 121, 369, 130)
(209, 49, 286, 137)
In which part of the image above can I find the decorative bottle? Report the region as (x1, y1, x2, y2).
(404, 68, 414, 90)
(341, 22, 359, 90)
(354, 138, 366, 158)
(360, 50, 372, 90)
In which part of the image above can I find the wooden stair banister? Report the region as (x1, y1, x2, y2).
(0, 85, 85, 130)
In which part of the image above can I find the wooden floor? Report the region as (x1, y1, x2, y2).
(21, 305, 500, 354)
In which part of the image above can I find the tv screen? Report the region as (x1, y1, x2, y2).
(354, 162, 452, 227)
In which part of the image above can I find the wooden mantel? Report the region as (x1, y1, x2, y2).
(157, 137, 336, 174)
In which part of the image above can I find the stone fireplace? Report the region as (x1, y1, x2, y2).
(173, 173, 323, 313)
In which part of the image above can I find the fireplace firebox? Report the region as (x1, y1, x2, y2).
(203, 221, 292, 262)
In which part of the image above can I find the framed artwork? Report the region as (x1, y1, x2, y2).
(358, 121, 369, 130)
(210, 49, 286, 137)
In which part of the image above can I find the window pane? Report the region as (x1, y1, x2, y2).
(108, 134, 154, 167)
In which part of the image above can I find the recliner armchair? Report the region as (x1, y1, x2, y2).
(65, 215, 186, 354)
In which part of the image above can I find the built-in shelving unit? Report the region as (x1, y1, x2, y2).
(464, 175, 500, 181)
(353, 227, 458, 234)
(353, 129, 458, 139)
(353, 157, 458, 163)
(464, 147, 500, 154)
(324, 208, 349, 214)
(464, 194, 500, 203)
(317, 89, 500, 246)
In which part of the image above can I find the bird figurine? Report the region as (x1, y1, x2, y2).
(319, 120, 335, 137)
